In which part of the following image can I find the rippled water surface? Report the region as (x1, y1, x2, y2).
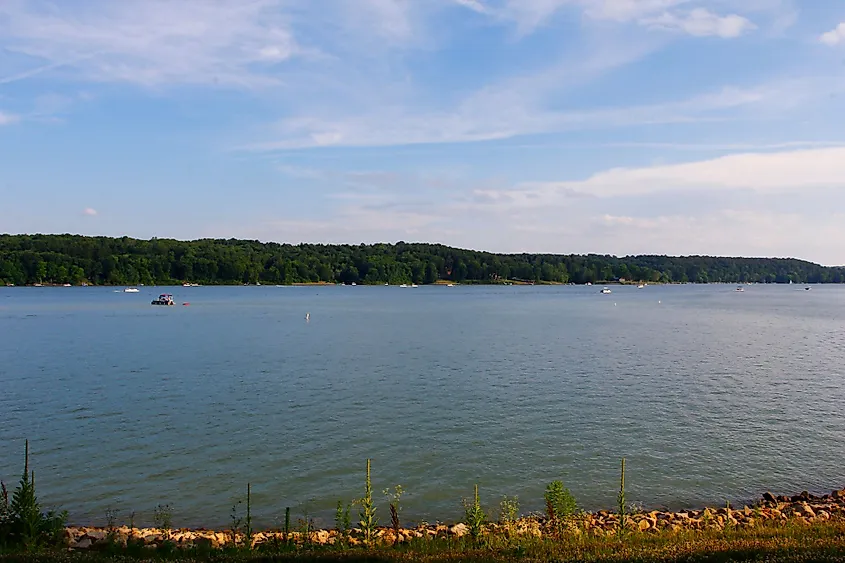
(1, 284, 844, 527)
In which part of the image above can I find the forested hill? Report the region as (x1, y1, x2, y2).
(1, 234, 842, 286)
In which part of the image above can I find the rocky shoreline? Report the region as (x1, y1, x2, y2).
(62, 488, 845, 551)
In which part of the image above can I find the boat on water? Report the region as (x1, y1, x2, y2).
(62, 283, 72, 287)
(736, 287, 745, 292)
(805, 286, 812, 291)
(411, 284, 419, 288)
(399, 284, 408, 288)
(151, 293, 175, 306)
(123, 287, 140, 293)
(182, 282, 201, 287)
(600, 287, 612, 294)
(637, 284, 645, 289)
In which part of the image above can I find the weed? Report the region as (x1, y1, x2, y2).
(383, 485, 404, 547)
(245, 483, 253, 549)
(0, 440, 66, 550)
(617, 458, 627, 537)
(545, 481, 577, 538)
(284, 507, 291, 545)
(104, 506, 118, 544)
(462, 484, 486, 541)
(153, 503, 173, 539)
(358, 459, 378, 547)
(498, 496, 520, 538)
(229, 501, 243, 547)
(335, 500, 352, 548)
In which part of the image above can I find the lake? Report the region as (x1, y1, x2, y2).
(1, 284, 844, 528)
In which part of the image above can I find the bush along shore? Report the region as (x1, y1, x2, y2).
(3, 445, 845, 561)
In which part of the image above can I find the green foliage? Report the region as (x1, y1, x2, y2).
(0, 440, 67, 550)
(358, 459, 378, 547)
(544, 481, 577, 538)
(462, 484, 487, 541)
(2, 234, 842, 286)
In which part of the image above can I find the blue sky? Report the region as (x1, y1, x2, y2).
(2, 0, 845, 263)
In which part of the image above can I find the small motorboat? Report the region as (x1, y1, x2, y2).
(736, 287, 744, 292)
(600, 287, 612, 294)
(124, 287, 140, 293)
(637, 284, 645, 289)
(805, 287, 811, 291)
(151, 293, 175, 305)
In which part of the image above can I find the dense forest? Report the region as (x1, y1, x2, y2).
(1, 234, 843, 286)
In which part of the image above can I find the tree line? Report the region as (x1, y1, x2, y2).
(1, 234, 843, 286)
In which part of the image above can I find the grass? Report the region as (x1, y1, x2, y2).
(3, 521, 845, 562)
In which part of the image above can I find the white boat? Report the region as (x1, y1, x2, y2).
(586, 282, 592, 286)
(62, 283, 72, 287)
(351, 282, 356, 286)
(805, 287, 811, 291)
(399, 284, 408, 288)
(736, 287, 744, 292)
(637, 284, 645, 289)
(123, 287, 140, 293)
(411, 284, 419, 288)
(447, 284, 454, 287)
(600, 287, 612, 294)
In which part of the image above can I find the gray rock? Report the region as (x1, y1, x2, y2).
(73, 538, 93, 549)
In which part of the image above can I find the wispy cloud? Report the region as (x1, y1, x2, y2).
(820, 22, 845, 46)
(454, 0, 768, 37)
(642, 8, 755, 37)
(0, 112, 20, 125)
(0, 0, 301, 88)
(83, 208, 98, 216)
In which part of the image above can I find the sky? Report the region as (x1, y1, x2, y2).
(1, 0, 845, 264)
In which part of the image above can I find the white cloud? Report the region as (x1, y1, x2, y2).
(83, 208, 98, 216)
(488, 147, 845, 204)
(643, 8, 755, 37)
(0, 111, 20, 125)
(820, 23, 845, 46)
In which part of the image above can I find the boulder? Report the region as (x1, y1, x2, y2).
(762, 492, 777, 504)
(449, 523, 469, 538)
(637, 519, 651, 532)
(72, 538, 93, 550)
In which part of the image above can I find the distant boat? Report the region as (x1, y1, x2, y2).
(151, 293, 175, 306)
(124, 287, 140, 293)
(33, 283, 43, 287)
(399, 284, 408, 288)
(637, 284, 645, 289)
(447, 284, 454, 287)
(411, 284, 419, 288)
(62, 283, 72, 287)
(600, 287, 612, 294)
(351, 282, 357, 286)
(586, 282, 592, 286)
(805, 287, 811, 291)
(736, 287, 744, 292)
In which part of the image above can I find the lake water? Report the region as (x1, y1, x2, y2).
(1, 284, 844, 528)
